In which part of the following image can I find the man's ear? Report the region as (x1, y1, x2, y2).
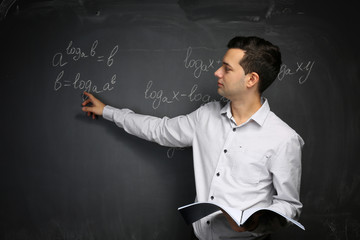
(246, 72, 260, 88)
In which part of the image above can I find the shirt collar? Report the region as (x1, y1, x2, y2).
(220, 97, 270, 126)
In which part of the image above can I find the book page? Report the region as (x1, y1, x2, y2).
(178, 202, 243, 225)
(241, 207, 305, 230)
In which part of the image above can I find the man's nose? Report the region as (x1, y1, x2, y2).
(214, 67, 222, 78)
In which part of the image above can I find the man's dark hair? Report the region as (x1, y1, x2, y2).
(227, 36, 282, 93)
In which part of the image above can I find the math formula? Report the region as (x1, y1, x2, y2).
(184, 47, 218, 78)
(144, 47, 224, 109)
(51, 40, 119, 98)
(277, 61, 315, 84)
(144, 80, 218, 110)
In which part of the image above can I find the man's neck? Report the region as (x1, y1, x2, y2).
(230, 95, 262, 125)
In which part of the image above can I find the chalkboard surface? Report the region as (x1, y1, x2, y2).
(1, 0, 359, 239)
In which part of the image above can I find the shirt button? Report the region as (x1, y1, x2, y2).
(210, 196, 214, 200)
(233, 128, 236, 132)
(216, 172, 220, 177)
(207, 220, 210, 225)
(224, 149, 227, 153)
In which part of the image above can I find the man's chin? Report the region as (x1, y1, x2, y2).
(217, 89, 226, 98)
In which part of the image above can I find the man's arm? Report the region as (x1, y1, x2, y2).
(245, 132, 303, 234)
(81, 91, 199, 148)
(269, 132, 304, 219)
(248, 132, 304, 235)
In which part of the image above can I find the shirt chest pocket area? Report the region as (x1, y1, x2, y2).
(227, 146, 269, 184)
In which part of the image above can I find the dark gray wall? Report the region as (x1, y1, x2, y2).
(1, 0, 359, 239)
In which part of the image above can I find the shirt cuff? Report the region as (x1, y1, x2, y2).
(103, 105, 116, 121)
(102, 105, 134, 129)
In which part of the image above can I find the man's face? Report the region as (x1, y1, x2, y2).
(214, 48, 248, 101)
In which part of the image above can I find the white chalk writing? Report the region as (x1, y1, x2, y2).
(144, 80, 216, 110)
(166, 147, 185, 159)
(51, 40, 119, 96)
(52, 40, 118, 67)
(277, 61, 315, 84)
(54, 71, 116, 99)
(184, 47, 219, 79)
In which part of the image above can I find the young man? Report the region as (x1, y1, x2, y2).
(81, 36, 304, 240)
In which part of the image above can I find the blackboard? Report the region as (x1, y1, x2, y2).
(1, 0, 359, 239)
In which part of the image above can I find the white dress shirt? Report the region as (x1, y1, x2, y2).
(102, 98, 304, 240)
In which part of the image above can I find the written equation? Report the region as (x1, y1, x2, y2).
(277, 61, 315, 84)
(144, 47, 224, 110)
(184, 47, 220, 79)
(145, 80, 227, 110)
(145, 47, 315, 111)
(183, 46, 316, 85)
(51, 40, 119, 98)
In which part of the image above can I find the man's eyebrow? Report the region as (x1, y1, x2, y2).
(222, 61, 233, 68)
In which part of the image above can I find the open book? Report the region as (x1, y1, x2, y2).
(178, 202, 305, 230)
